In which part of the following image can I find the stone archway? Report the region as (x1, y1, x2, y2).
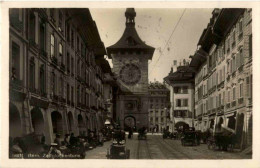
(9, 103, 22, 138)
(175, 121, 189, 131)
(67, 112, 74, 133)
(78, 114, 84, 135)
(51, 111, 63, 136)
(124, 116, 136, 131)
(31, 107, 44, 135)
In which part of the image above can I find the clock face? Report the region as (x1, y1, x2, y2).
(119, 64, 141, 85)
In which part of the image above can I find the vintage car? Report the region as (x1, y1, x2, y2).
(106, 140, 130, 159)
(181, 129, 200, 146)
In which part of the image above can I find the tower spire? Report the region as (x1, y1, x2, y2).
(125, 8, 136, 27)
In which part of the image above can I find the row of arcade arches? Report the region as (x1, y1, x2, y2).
(9, 102, 97, 139)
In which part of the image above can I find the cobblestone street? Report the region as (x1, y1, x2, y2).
(86, 134, 250, 159)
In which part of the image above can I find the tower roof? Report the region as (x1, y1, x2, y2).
(107, 8, 155, 58)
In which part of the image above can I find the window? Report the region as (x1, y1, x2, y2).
(67, 83, 70, 102)
(239, 48, 244, 67)
(71, 29, 74, 48)
(51, 72, 56, 95)
(232, 56, 236, 73)
(71, 86, 74, 103)
(239, 83, 243, 98)
(183, 99, 188, 107)
(183, 86, 188, 93)
(233, 87, 236, 101)
(59, 43, 63, 56)
(71, 57, 74, 75)
(51, 34, 55, 58)
(60, 77, 64, 97)
(39, 22, 45, 51)
(29, 58, 35, 91)
(39, 65, 45, 94)
(176, 99, 181, 107)
(66, 23, 70, 42)
(239, 19, 243, 33)
(29, 11, 35, 42)
(228, 90, 230, 103)
(11, 42, 20, 80)
(50, 9, 54, 19)
(58, 11, 63, 32)
(161, 118, 164, 122)
(249, 35, 252, 57)
(232, 31, 236, 47)
(67, 53, 70, 72)
(174, 87, 181, 93)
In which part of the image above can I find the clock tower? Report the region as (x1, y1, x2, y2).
(107, 8, 155, 130)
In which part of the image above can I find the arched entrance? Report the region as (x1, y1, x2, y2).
(51, 111, 63, 136)
(124, 116, 136, 131)
(78, 114, 84, 135)
(9, 103, 22, 138)
(175, 121, 189, 131)
(67, 112, 74, 133)
(31, 107, 44, 135)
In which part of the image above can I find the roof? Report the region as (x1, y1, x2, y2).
(107, 8, 155, 58)
(148, 82, 169, 90)
(164, 66, 195, 84)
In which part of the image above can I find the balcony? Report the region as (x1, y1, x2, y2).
(231, 100, 236, 107)
(10, 16, 23, 32)
(238, 97, 244, 104)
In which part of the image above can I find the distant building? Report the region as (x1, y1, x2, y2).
(148, 82, 170, 133)
(164, 66, 195, 132)
(107, 8, 155, 130)
(190, 8, 252, 149)
(9, 8, 110, 144)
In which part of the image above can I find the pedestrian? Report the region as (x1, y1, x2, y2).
(64, 134, 70, 146)
(54, 134, 61, 148)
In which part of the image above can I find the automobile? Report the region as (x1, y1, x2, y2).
(181, 130, 200, 146)
(106, 139, 130, 159)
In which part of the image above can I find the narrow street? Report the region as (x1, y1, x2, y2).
(85, 134, 249, 159)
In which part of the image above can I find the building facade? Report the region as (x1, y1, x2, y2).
(148, 82, 170, 133)
(107, 8, 155, 130)
(9, 8, 109, 144)
(190, 8, 252, 149)
(164, 66, 195, 132)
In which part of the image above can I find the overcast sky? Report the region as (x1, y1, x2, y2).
(90, 8, 213, 82)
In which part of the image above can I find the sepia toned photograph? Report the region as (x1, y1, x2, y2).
(5, 5, 254, 163)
